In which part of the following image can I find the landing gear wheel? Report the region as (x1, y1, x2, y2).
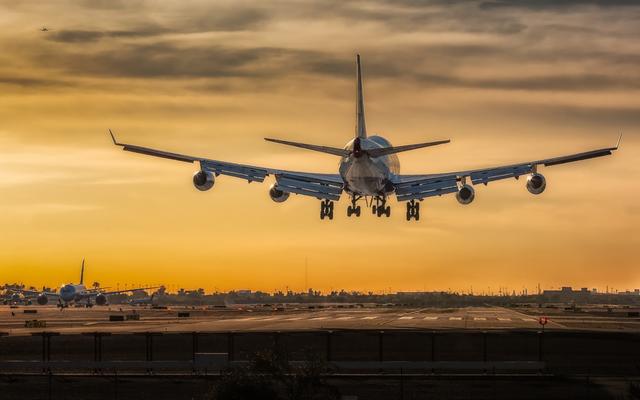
(320, 200, 334, 220)
(347, 196, 362, 218)
(406, 200, 420, 221)
(372, 205, 377, 214)
(374, 196, 390, 218)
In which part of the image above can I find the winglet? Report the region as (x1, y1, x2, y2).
(615, 132, 622, 149)
(109, 129, 121, 146)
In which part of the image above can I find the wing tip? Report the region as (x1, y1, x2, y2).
(615, 132, 622, 150)
(108, 129, 121, 146)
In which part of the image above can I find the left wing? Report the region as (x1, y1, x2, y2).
(110, 130, 344, 201)
(394, 136, 621, 202)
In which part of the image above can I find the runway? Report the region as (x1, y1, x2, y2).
(2, 305, 637, 335)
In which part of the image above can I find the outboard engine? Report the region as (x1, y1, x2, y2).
(526, 173, 546, 195)
(456, 184, 475, 205)
(193, 170, 215, 191)
(95, 293, 107, 306)
(37, 294, 48, 305)
(269, 184, 290, 203)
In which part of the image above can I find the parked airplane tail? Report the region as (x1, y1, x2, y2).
(79, 259, 85, 285)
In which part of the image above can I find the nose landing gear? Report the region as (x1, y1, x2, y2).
(347, 196, 362, 217)
(320, 200, 334, 220)
(406, 199, 420, 221)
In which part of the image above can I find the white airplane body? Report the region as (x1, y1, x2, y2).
(23, 260, 157, 307)
(111, 55, 620, 221)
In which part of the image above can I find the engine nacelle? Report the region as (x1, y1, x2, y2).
(193, 170, 215, 191)
(526, 173, 546, 195)
(456, 184, 475, 205)
(269, 184, 290, 203)
(95, 293, 107, 306)
(37, 294, 48, 305)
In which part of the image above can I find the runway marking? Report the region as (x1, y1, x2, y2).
(399, 316, 414, 320)
(473, 317, 486, 321)
(258, 317, 278, 321)
(449, 317, 462, 321)
(522, 318, 536, 321)
(335, 316, 354, 320)
(310, 317, 329, 320)
(497, 318, 511, 321)
(362, 316, 378, 320)
(236, 317, 261, 321)
(285, 317, 304, 321)
(423, 316, 438, 320)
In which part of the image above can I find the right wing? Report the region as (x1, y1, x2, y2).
(394, 136, 621, 202)
(110, 130, 344, 201)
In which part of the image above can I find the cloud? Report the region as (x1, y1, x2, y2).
(479, 0, 640, 10)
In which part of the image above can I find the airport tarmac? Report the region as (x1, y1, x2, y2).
(1, 305, 638, 335)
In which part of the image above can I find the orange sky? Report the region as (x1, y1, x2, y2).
(0, 0, 638, 293)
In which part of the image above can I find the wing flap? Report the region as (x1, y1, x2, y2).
(395, 174, 458, 201)
(276, 174, 343, 200)
(201, 160, 268, 183)
(470, 165, 531, 185)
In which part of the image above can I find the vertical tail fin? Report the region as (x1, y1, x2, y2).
(80, 259, 85, 285)
(356, 54, 367, 139)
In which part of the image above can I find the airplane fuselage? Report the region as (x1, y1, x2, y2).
(339, 135, 400, 196)
(59, 283, 87, 303)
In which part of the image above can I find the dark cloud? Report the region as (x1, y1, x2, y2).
(54, 44, 322, 79)
(480, 0, 640, 10)
(414, 72, 640, 91)
(0, 76, 71, 88)
(48, 26, 168, 43)
(47, 7, 269, 43)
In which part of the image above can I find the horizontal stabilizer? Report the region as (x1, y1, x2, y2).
(265, 138, 350, 157)
(367, 139, 450, 158)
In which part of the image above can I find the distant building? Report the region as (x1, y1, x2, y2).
(543, 286, 591, 296)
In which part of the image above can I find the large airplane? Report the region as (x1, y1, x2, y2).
(110, 55, 620, 221)
(25, 260, 157, 308)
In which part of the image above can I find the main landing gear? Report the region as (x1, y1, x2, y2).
(372, 196, 391, 218)
(320, 199, 334, 220)
(406, 199, 420, 221)
(347, 196, 362, 217)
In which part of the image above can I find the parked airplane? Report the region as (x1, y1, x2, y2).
(128, 293, 156, 307)
(25, 260, 157, 308)
(1, 290, 33, 306)
(110, 55, 620, 221)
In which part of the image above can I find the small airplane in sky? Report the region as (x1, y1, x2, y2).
(22, 259, 157, 308)
(110, 55, 620, 221)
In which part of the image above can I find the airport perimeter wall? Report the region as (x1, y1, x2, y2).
(0, 330, 638, 375)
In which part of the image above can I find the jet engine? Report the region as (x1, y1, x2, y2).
(526, 173, 546, 195)
(456, 184, 475, 205)
(193, 170, 215, 191)
(269, 184, 290, 203)
(95, 293, 107, 306)
(37, 294, 48, 305)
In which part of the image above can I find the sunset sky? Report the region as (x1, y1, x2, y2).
(0, 0, 638, 293)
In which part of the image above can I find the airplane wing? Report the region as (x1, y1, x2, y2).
(110, 131, 344, 201)
(92, 286, 160, 296)
(393, 136, 621, 202)
(14, 289, 59, 298)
